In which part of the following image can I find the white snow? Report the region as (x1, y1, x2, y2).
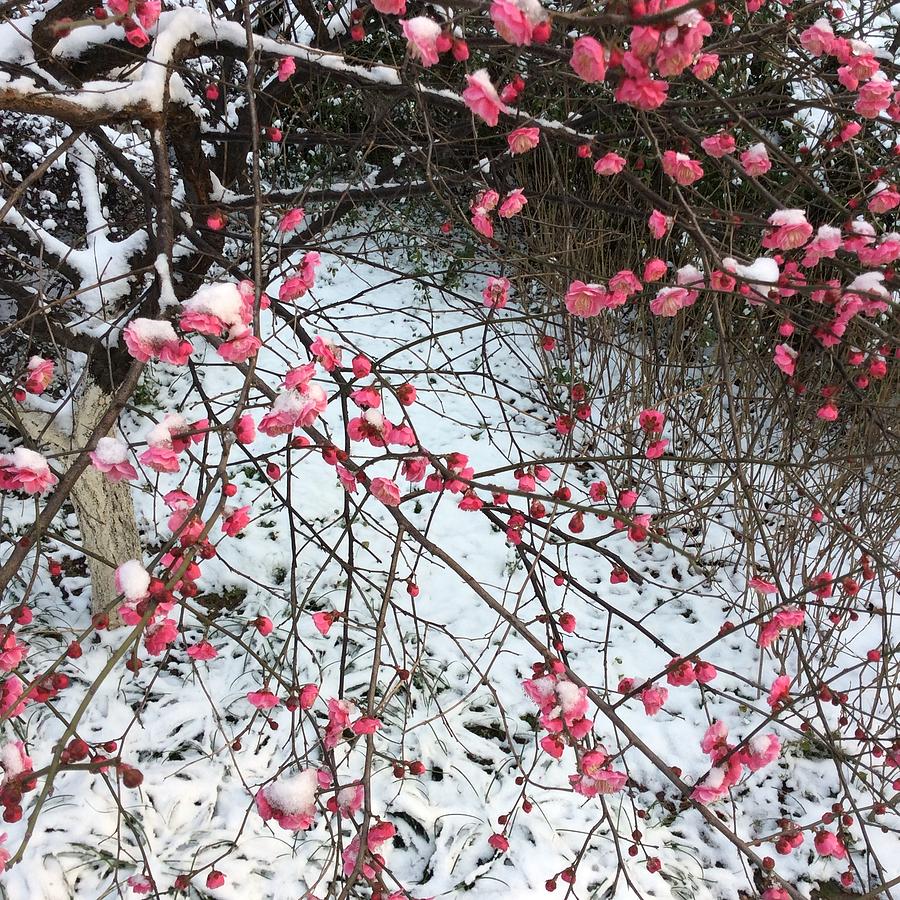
(265, 769, 318, 815)
(115, 559, 150, 601)
(555, 678, 582, 713)
(129, 318, 178, 345)
(182, 283, 246, 327)
(5, 447, 50, 472)
(849, 271, 888, 297)
(722, 255, 780, 289)
(146, 414, 186, 447)
(0, 744, 27, 780)
(91, 436, 128, 465)
(767, 208, 808, 226)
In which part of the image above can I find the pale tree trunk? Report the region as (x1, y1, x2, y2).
(8, 380, 141, 627)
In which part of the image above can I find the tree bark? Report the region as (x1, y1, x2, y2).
(6, 380, 141, 626)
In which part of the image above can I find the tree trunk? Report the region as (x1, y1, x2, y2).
(8, 380, 141, 626)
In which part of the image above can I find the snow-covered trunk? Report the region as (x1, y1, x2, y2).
(11, 380, 141, 627)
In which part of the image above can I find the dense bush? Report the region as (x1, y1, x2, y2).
(0, 0, 898, 896)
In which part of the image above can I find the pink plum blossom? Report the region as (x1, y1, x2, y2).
(490, 0, 547, 46)
(342, 820, 395, 878)
(401, 17, 442, 66)
(499, 188, 527, 218)
(868, 185, 900, 213)
(570, 36, 606, 83)
(352, 716, 381, 735)
(565, 280, 609, 317)
(143, 617, 178, 655)
(749, 576, 777, 594)
(247, 690, 280, 709)
(222, 505, 250, 537)
(802, 224, 842, 266)
(648, 209, 672, 239)
(123, 319, 193, 365)
(507, 126, 540, 154)
(124, 24, 150, 47)
(276, 56, 296, 81)
(643, 258, 668, 281)
(740, 733, 780, 771)
(661, 151, 704, 185)
(352, 354, 372, 378)
(762, 210, 813, 250)
(0, 677, 26, 719)
(650, 286, 694, 317)
(773, 343, 798, 376)
(299, 683, 318, 708)
(615, 76, 668, 109)
(24, 356, 53, 394)
(740, 143, 771, 177)
(310, 335, 341, 371)
(328, 783, 364, 818)
(700, 133, 736, 158)
(640, 685, 668, 715)
(700, 721, 730, 757)
(692, 53, 719, 79)
(256, 769, 319, 830)
(187, 641, 218, 661)
(218, 325, 261, 362)
(800, 18, 835, 55)
(463, 70, 507, 126)
(312, 611, 336, 635)
(483, 276, 510, 309)
(0, 635, 26, 672)
(593, 151, 626, 175)
(767, 675, 791, 708)
(372, 0, 406, 12)
(855, 75, 892, 118)
(0, 448, 57, 495)
(127, 875, 154, 895)
(814, 830, 847, 859)
(279, 252, 321, 301)
(278, 207, 304, 232)
(325, 697, 354, 748)
(609, 269, 641, 296)
(638, 408, 664, 432)
(691, 755, 742, 803)
(618, 489, 638, 509)
(135, 0, 159, 28)
(90, 437, 137, 482)
(370, 477, 402, 506)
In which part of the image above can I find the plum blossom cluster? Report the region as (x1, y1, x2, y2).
(799, 19, 900, 120)
(469, 187, 527, 239)
(123, 279, 283, 368)
(508, 663, 631, 875)
(103, 0, 160, 48)
(691, 720, 780, 804)
(554, 197, 895, 426)
(0, 448, 57, 496)
(0, 741, 35, 827)
(253, 758, 404, 894)
(523, 662, 595, 759)
(259, 361, 329, 437)
(255, 768, 322, 831)
(11, 356, 53, 403)
(0, 642, 145, 847)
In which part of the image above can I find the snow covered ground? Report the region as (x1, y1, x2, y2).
(2, 238, 896, 900)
